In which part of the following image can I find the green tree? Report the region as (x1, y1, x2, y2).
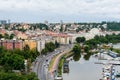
(84, 45, 90, 53)
(25, 72, 39, 80)
(10, 34, 15, 39)
(55, 40, 60, 48)
(41, 48, 48, 55)
(30, 49, 39, 60)
(4, 33, 9, 39)
(83, 52, 92, 61)
(76, 37, 86, 43)
(0, 34, 3, 39)
(60, 25, 63, 32)
(73, 54, 81, 61)
(45, 42, 55, 52)
(0, 72, 38, 80)
(24, 45, 30, 51)
(9, 54, 24, 70)
(72, 44, 81, 55)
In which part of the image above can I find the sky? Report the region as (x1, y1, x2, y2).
(0, 0, 120, 23)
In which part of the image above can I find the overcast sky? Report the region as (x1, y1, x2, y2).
(0, 0, 120, 23)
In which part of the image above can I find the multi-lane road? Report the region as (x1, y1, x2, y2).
(32, 44, 73, 80)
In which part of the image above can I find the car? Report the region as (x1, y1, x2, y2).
(54, 75, 63, 80)
(46, 59, 48, 62)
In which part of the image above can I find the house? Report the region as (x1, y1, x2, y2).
(17, 32, 28, 39)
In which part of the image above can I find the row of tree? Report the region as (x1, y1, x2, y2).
(85, 33, 120, 49)
(0, 45, 39, 80)
(0, 33, 15, 39)
(0, 71, 38, 80)
(41, 41, 60, 55)
(0, 45, 39, 71)
(107, 22, 120, 31)
(75, 33, 120, 51)
(72, 44, 92, 61)
(73, 33, 120, 61)
(30, 23, 49, 30)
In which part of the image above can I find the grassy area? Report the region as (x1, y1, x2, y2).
(57, 50, 72, 75)
(113, 48, 120, 54)
(48, 54, 58, 71)
(58, 57, 64, 75)
(48, 49, 72, 74)
(64, 51, 73, 58)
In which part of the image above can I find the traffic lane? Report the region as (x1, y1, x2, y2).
(32, 44, 73, 80)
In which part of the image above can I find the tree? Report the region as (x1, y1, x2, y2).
(4, 33, 9, 39)
(25, 72, 39, 80)
(9, 54, 24, 70)
(84, 45, 90, 53)
(73, 54, 81, 62)
(0, 72, 38, 80)
(72, 44, 81, 55)
(0, 53, 24, 70)
(10, 34, 15, 39)
(72, 44, 81, 62)
(41, 48, 48, 55)
(64, 26, 67, 31)
(45, 42, 55, 52)
(83, 52, 92, 61)
(30, 49, 39, 59)
(55, 40, 60, 48)
(60, 25, 63, 32)
(76, 37, 86, 43)
(0, 34, 3, 39)
(24, 45, 30, 51)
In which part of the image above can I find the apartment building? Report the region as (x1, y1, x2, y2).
(0, 40, 23, 50)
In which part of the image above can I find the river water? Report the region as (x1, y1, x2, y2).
(113, 43, 120, 49)
(62, 43, 120, 80)
(63, 56, 103, 80)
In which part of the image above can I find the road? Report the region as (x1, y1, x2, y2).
(32, 44, 73, 80)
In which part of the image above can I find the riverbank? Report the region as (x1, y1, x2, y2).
(49, 49, 72, 77)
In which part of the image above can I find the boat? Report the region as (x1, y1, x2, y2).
(54, 75, 63, 80)
(116, 73, 120, 77)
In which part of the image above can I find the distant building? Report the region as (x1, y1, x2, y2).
(0, 29, 5, 36)
(17, 33, 28, 39)
(53, 33, 72, 44)
(0, 20, 7, 25)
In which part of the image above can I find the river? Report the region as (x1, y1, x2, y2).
(62, 55, 103, 80)
(113, 43, 120, 49)
(62, 43, 120, 80)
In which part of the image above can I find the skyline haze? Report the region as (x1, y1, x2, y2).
(0, 0, 120, 23)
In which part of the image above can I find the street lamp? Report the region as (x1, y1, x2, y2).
(24, 59, 28, 74)
(97, 44, 101, 59)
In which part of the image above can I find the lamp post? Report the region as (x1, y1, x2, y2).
(97, 44, 101, 59)
(24, 59, 28, 74)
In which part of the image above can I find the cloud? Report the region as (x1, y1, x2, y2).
(0, 0, 120, 22)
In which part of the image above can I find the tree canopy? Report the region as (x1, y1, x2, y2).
(76, 37, 86, 43)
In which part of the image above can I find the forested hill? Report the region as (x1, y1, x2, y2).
(107, 22, 120, 31)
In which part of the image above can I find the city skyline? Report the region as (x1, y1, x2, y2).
(0, 0, 120, 23)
